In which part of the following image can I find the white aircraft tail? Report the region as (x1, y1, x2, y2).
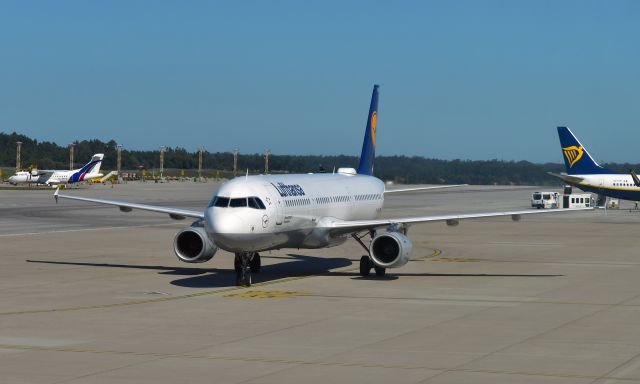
(69, 153, 104, 182)
(87, 154, 104, 174)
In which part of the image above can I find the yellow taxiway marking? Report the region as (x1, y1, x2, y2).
(224, 290, 309, 299)
(0, 343, 637, 381)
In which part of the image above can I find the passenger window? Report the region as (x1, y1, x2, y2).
(213, 197, 230, 208)
(230, 198, 247, 207)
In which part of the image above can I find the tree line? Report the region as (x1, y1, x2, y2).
(3, 131, 637, 186)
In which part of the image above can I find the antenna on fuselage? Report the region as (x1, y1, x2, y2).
(246, 168, 249, 180)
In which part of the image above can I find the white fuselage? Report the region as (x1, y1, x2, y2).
(567, 173, 640, 201)
(205, 172, 385, 252)
(8, 170, 102, 185)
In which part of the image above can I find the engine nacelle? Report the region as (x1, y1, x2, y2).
(173, 226, 218, 263)
(369, 231, 413, 269)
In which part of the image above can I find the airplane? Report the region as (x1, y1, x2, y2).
(549, 127, 640, 201)
(9, 154, 104, 186)
(54, 86, 590, 287)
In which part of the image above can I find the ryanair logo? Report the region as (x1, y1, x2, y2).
(562, 145, 584, 167)
(370, 111, 377, 146)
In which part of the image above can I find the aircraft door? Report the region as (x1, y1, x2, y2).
(266, 184, 284, 225)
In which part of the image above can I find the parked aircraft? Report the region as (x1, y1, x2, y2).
(54, 87, 589, 286)
(549, 127, 640, 201)
(9, 154, 104, 186)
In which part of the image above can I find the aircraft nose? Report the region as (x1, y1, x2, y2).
(205, 208, 248, 251)
(205, 208, 245, 235)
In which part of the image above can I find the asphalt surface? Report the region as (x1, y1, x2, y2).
(2, 181, 640, 383)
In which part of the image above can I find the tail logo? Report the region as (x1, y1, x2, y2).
(563, 145, 584, 167)
(370, 111, 377, 146)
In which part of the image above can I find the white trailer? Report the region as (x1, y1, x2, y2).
(561, 193, 592, 209)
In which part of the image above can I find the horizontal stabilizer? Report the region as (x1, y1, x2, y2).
(547, 172, 584, 184)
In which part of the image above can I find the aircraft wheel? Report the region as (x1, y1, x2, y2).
(250, 253, 261, 273)
(359, 256, 371, 277)
(374, 266, 386, 277)
(241, 263, 252, 287)
(234, 253, 252, 287)
(234, 253, 241, 273)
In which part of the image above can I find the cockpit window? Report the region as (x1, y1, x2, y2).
(213, 197, 230, 207)
(230, 198, 248, 207)
(213, 196, 266, 209)
(249, 197, 266, 209)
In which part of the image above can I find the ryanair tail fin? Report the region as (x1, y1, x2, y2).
(557, 127, 615, 175)
(357, 85, 379, 176)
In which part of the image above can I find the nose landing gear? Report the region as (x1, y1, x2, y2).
(234, 252, 261, 287)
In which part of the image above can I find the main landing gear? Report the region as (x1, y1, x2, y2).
(359, 256, 386, 277)
(352, 233, 386, 278)
(234, 252, 261, 287)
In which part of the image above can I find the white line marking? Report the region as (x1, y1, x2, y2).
(0, 223, 180, 237)
(488, 242, 562, 246)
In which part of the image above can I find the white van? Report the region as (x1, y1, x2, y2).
(531, 192, 559, 209)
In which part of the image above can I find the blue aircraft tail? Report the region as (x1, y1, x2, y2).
(357, 85, 379, 175)
(557, 127, 616, 175)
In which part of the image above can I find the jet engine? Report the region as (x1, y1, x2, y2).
(173, 226, 217, 263)
(369, 231, 413, 268)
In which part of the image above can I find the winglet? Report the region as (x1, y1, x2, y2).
(357, 85, 379, 176)
(54, 187, 59, 203)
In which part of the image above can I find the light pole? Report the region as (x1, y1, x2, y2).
(264, 148, 270, 174)
(159, 146, 166, 180)
(233, 147, 238, 177)
(116, 144, 123, 182)
(15, 141, 22, 172)
(198, 148, 203, 181)
(69, 143, 75, 170)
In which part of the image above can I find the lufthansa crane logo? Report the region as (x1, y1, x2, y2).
(562, 146, 584, 167)
(370, 111, 377, 146)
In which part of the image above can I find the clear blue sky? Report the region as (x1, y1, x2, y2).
(1, 1, 639, 163)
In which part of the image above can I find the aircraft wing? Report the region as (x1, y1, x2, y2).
(54, 189, 204, 220)
(325, 207, 592, 233)
(35, 171, 54, 184)
(384, 184, 467, 194)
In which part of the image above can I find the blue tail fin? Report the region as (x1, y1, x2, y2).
(357, 85, 379, 175)
(557, 127, 615, 175)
